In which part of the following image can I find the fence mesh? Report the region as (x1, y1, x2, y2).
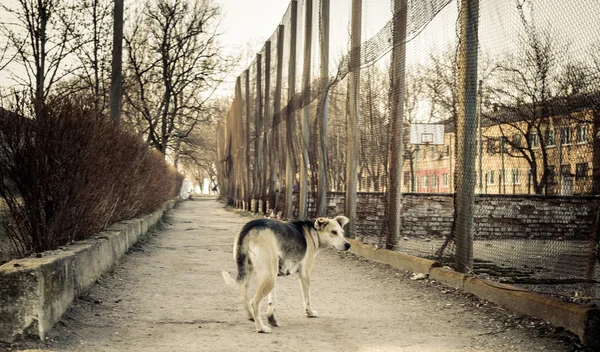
(216, 0, 600, 302)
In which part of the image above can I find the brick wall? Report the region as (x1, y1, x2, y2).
(296, 192, 600, 241)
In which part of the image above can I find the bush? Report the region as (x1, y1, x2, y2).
(0, 98, 183, 257)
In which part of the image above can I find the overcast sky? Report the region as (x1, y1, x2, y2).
(2, 0, 599, 99)
(0, 0, 291, 90)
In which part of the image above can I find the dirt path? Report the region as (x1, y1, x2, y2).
(7, 199, 583, 352)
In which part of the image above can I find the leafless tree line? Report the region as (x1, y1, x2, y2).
(0, 0, 228, 181)
(321, 4, 600, 196)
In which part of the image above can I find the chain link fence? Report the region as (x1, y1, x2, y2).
(216, 0, 600, 302)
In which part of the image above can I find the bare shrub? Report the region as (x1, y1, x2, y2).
(0, 98, 182, 257)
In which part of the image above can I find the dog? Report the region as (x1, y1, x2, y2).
(222, 216, 351, 333)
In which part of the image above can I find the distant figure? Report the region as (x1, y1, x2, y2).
(212, 183, 219, 195)
(180, 179, 191, 200)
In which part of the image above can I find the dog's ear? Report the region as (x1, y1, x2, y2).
(314, 217, 329, 230)
(334, 216, 350, 227)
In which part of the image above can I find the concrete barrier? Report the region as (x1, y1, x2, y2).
(347, 239, 438, 275)
(0, 200, 177, 342)
(348, 238, 600, 349)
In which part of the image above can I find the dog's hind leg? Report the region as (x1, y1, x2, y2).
(241, 282, 254, 321)
(266, 285, 279, 327)
(250, 276, 275, 333)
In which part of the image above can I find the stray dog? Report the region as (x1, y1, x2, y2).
(222, 216, 350, 333)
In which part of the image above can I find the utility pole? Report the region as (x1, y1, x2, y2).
(110, 0, 124, 124)
(454, 0, 479, 274)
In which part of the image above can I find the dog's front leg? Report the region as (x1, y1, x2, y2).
(299, 273, 318, 317)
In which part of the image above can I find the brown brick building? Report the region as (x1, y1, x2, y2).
(402, 104, 600, 195)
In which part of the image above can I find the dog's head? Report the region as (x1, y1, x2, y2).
(314, 216, 351, 251)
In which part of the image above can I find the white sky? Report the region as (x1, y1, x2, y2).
(2, 0, 600, 100)
(0, 0, 291, 91)
(216, 0, 291, 94)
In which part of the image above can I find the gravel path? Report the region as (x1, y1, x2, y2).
(6, 198, 584, 352)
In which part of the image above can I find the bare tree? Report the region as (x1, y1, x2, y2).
(485, 12, 585, 194)
(0, 0, 79, 110)
(178, 98, 227, 191)
(0, 35, 17, 73)
(401, 64, 428, 192)
(359, 64, 389, 191)
(69, 0, 114, 111)
(123, 0, 226, 158)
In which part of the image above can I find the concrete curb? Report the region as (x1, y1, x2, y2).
(0, 200, 177, 343)
(347, 238, 600, 349)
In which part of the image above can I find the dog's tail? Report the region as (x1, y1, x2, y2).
(222, 232, 249, 288)
(221, 270, 239, 288)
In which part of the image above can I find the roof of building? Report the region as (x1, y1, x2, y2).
(440, 91, 600, 134)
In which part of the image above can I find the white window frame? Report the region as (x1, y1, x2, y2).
(487, 170, 495, 185)
(512, 168, 521, 185)
(546, 129, 556, 147)
(442, 173, 448, 187)
(430, 174, 438, 188)
(528, 131, 539, 148)
(422, 175, 428, 188)
(576, 124, 589, 144)
(560, 127, 572, 146)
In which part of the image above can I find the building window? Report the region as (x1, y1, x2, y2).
(546, 129, 556, 147)
(404, 172, 411, 186)
(576, 163, 589, 179)
(576, 124, 589, 144)
(500, 169, 510, 185)
(546, 166, 556, 184)
(561, 164, 572, 177)
(560, 127, 572, 145)
(487, 139, 496, 154)
(487, 170, 495, 185)
(442, 173, 448, 187)
(443, 145, 450, 158)
(512, 168, 521, 185)
(422, 175, 428, 188)
(528, 131, 539, 148)
(500, 137, 507, 153)
(431, 174, 438, 188)
(511, 133, 521, 150)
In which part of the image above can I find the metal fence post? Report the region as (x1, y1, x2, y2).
(235, 77, 245, 207)
(346, 0, 362, 237)
(255, 54, 263, 213)
(273, 25, 285, 212)
(263, 41, 271, 213)
(245, 70, 252, 211)
(285, 0, 298, 219)
(455, 0, 479, 273)
(386, 0, 407, 250)
(299, 0, 313, 220)
(316, 0, 330, 217)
